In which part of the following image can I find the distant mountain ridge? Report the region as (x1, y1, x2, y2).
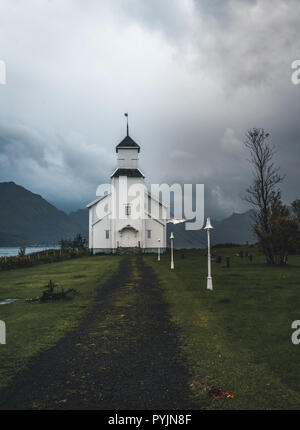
(0, 182, 85, 246)
(0, 182, 255, 247)
(68, 208, 89, 238)
(166, 211, 255, 248)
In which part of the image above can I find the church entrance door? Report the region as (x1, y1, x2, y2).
(120, 227, 137, 248)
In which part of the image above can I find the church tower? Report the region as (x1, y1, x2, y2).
(112, 134, 143, 174)
(110, 127, 146, 248)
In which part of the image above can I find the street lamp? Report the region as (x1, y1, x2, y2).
(204, 217, 213, 290)
(170, 232, 174, 269)
(158, 238, 161, 262)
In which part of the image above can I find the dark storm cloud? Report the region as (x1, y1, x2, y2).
(0, 0, 299, 217)
(0, 121, 114, 210)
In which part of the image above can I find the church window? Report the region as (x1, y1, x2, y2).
(105, 230, 110, 239)
(147, 230, 151, 239)
(125, 205, 131, 216)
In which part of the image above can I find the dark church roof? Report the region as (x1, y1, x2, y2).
(111, 168, 144, 178)
(116, 135, 140, 153)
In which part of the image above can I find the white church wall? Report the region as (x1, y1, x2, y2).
(112, 176, 145, 220)
(145, 218, 165, 249)
(89, 195, 112, 250)
(92, 196, 110, 224)
(91, 215, 112, 249)
(89, 207, 93, 249)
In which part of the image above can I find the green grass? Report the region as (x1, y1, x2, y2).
(0, 255, 120, 391)
(144, 247, 300, 409)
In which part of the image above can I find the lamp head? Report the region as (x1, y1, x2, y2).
(170, 232, 174, 240)
(204, 217, 213, 230)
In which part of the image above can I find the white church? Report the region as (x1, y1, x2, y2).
(87, 123, 167, 254)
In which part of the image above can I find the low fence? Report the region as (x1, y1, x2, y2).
(0, 249, 91, 271)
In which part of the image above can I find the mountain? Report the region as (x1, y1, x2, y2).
(68, 208, 89, 238)
(166, 221, 206, 249)
(167, 210, 256, 248)
(211, 211, 255, 245)
(0, 182, 86, 246)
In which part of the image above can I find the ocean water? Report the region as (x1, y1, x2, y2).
(0, 246, 59, 257)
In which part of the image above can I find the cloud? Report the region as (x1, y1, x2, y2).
(170, 150, 194, 161)
(221, 128, 242, 153)
(0, 121, 114, 210)
(0, 0, 299, 218)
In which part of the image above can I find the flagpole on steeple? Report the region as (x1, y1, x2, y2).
(124, 112, 129, 136)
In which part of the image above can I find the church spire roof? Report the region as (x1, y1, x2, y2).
(116, 114, 140, 152)
(116, 135, 140, 153)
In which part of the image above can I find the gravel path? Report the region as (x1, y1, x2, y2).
(0, 257, 197, 410)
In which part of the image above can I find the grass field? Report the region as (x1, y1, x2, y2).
(1, 247, 300, 409)
(0, 255, 120, 391)
(144, 247, 300, 410)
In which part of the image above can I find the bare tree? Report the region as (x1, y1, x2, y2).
(244, 128, 284, 264)
(291, 199, 300, 254)
(291, 199, 300, 220)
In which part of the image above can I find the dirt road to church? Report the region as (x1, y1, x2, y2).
(0, 257, 197, 410)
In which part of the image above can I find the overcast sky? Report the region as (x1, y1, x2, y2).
(0, 0, 299, 218)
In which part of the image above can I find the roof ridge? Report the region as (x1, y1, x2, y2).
(116, 135, 140, 152)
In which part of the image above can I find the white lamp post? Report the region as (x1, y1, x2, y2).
(204, 217, 213, 290)
(170, 232, 174, 269)
(158, 238, 161, 261)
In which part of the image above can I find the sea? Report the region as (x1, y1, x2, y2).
(0, 246, 59, 258)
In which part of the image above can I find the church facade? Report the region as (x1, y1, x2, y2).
(87, 131, 167, 254)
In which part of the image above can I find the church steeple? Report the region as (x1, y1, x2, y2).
(115, 114, 140, 153)
(112, 115, 143, 177)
